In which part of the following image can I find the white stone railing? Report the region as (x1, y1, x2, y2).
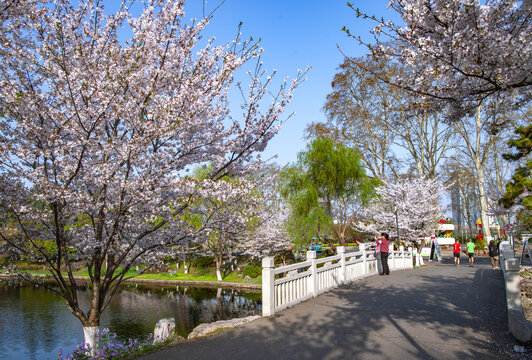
(262, 244, 414, 316)
(499, 241, 532, 342)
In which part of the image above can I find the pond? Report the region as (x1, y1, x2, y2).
(0, 280, 261, 360)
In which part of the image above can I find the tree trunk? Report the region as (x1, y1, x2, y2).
(215, 257, 223, 281)
(332, 223, 346, 247)
(455, 103, 496, 245)
(476, 164, 492, 244)
(493, 143, 509, 226)
(83, 326, 99, 355)
(338, 231, 345, 247)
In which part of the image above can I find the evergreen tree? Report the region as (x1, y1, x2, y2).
(500, 125, 532, 229)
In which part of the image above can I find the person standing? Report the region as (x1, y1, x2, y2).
(376, 232, 390, 275)
(467, 238, 475, 267)
(488, 240, 499, 269)
(452, 238, 461, 266)
(434, 237, 442, 262)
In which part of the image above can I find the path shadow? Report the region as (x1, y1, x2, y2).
(140, 261, 527, 360)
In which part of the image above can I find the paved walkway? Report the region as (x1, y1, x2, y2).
(140, 256, 531, 360)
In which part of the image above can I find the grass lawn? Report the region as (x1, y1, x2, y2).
(16, 263, 261, 284)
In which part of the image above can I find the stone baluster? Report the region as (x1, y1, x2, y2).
(307, 250, 317, 297)
(262, 256, 275, 317)
(338, 246, 346, 284)
(358, 243, 367, 275)
(388, 245, 395, 270)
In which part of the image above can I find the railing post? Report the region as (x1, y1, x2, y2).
(505, 258, 522, 311)
(307, 250, 317, 297)
(408, 247, 413, 269)
(389, 244, 395, 270)
(400, 245, 405, 269)
(338, 246, 346, 284)
(359, 243, 367, 275)
(262, 256, 275, 317)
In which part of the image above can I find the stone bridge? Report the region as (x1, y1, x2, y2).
(141, 254, 530, 359)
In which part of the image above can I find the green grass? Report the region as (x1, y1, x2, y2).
(13, 263, 261, 284)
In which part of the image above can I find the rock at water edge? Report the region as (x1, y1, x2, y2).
(154, 318, 175, 344)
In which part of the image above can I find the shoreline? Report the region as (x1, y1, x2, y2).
(0, 273, 262, 291)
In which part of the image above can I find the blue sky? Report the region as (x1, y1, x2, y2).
(184, 0, 398, 166)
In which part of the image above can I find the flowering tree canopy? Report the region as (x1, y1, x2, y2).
(347, 0, 532, 118)
(185, 174, 265, 281)
(354, 177, 446, 244)
(237, 208, 292, 259)
(0, 0, 305, 340)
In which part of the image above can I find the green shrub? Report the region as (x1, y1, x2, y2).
(242, 264, 261, 278)
(161, 255, 177, 264)
(191, 256, 214, 269)
(0, 255, 10, 266)
(322, 248, 335, 257)
(474, 237, 487, 251)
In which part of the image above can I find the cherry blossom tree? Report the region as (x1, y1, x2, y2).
(0, 0, 305, 347)
(235, 167, 293, 261)
(348, 0, 532, 118)
(354, 177, 446, 246)
(185, 176, 264, 281)
(237, 208, 292, 261)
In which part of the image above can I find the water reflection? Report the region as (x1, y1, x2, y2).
(0, 280, 261, 360)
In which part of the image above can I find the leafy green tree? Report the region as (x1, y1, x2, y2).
(500, 124, 532, 230)
(279, 165, 330, 251)
(280, 137, 376, 249)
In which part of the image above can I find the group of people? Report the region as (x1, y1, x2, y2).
(452, 238, 500, 269)
(375, 233, 502, 275)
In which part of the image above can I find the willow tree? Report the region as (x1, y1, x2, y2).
(0, 0, 304, 348)
(280, 137, 376, 249)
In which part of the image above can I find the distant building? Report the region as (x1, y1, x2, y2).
(450, 186, 480, 236)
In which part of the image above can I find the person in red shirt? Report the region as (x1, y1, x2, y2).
(376, 232, 390, 275)
(452, 238, 461, 266)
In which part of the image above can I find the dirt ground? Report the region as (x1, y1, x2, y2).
(521, 266, 532, 321)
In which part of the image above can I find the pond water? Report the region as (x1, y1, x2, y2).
(0, 280, 261, 360)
